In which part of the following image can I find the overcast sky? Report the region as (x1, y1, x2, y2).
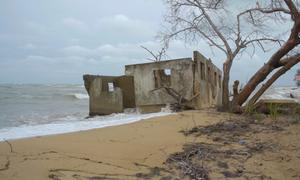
(0, 0, 298, 85)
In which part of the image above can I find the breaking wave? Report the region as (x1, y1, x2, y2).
(66, 93, 89, 100)
(261, 86, 300, 103)
(0, 111, 173, 141)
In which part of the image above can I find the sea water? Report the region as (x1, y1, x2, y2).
(0, 84, 171, 141)
(261, 86, 300, 102)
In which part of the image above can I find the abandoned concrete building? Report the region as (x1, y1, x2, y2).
(83, 51, 222, 115)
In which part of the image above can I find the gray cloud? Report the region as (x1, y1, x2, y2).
(62, 17, 90, 32)
(0, 0, 298, 86)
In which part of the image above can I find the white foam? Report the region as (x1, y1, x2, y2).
(0, 112, 172, 141)
(73, 93, 89, 100)
(261, 86, 300, 103)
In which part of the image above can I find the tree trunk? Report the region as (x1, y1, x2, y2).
(232, 80, 240, 99)
(222, 58, 233, 110)
(236, 41, 300, 106)
(247, 54, 300, 105)
(230, 80, 243, 113)
(235, 17, 300, 106)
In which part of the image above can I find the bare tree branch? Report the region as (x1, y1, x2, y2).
(162, 0, 300, 110)
(240, 7, 291, 16)
(192, 0, 232, 55)
(141, 45, 167, 62)
(284, 0, 300, 20)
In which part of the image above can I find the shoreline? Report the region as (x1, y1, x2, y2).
(0, 111, 172, 142)
(0, 110, 209, 179)
(0, 110, 299, 179)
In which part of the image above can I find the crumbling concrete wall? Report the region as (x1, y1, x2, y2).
(125, 51, 222, 113)
(193, 51, 222, 109)
(83, 75, 135, 116)
(84, 51, 222, 115)
(125, 58, 194, 113)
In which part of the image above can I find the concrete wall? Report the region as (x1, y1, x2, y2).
(125, 58, 194, 112)
(83, 75, 135, 116)
(125, 51, 222, 112)
(193, 51, 222, 108)
(84, 51, 222, 115)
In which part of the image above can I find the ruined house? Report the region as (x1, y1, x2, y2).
(83, 51, 222, 115)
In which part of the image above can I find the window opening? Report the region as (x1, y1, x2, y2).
(214, 72, 217, 85)
(200, 62, 205, 80)
(108, 82, 114, 92)
(153, 69, 171, 88)
(207, 66, 211, 82)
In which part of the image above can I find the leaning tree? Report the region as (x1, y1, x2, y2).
(232, 0, 300, 109)
(161, 0, 300, 111)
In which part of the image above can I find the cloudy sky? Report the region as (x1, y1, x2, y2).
(0, 0, 298, 85)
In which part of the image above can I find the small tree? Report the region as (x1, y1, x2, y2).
(141, 45, 167, 88)
(161, 0, 299, 111)
(140, 45, 167, 62)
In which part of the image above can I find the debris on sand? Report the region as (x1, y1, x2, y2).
(167, 116, 290, 179)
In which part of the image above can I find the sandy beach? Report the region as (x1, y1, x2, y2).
(0, 110, 299, 179)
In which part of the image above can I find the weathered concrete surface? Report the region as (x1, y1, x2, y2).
(84, 51, 222, 114)
(83, 75, 135, 116)
(125, 51, 222, 113)
(193, 51, 222, 109)
(125, 58, 194, 112)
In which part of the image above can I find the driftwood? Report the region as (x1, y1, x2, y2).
(4, 140, 14, 153)
(167, 116, 286, 179)
(150, 86, 200, 111)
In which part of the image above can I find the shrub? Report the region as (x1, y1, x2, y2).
(268, 103, 279, 121)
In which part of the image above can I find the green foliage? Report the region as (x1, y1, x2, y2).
(268, 103, 279, 121)
(244, 103, 256, 115)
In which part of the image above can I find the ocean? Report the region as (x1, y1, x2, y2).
(0, 84, 298, 141)
(0, 84, 171, 141)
